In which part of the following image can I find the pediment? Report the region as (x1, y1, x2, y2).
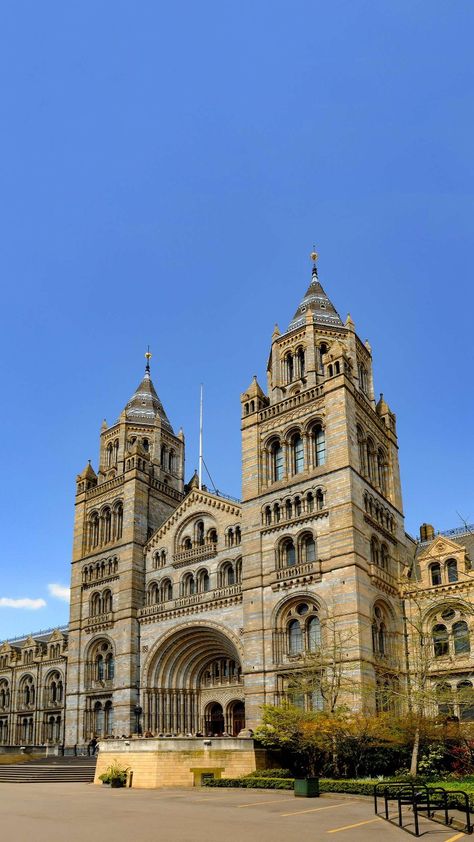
(146, 488, 241, 551)
(417, 534, 464, 561)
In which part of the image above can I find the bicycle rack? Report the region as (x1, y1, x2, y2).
(374, 782, 473, 837)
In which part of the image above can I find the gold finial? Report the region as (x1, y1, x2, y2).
(145, 346, 152, 372)
(310, 249, 318, 264)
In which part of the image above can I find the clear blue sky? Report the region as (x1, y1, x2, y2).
(0, 1, 473, 639)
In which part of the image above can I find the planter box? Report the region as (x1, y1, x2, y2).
(110, 779, 125, 788)
(294, 778, 319, 798)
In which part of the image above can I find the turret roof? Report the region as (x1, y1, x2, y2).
(287, 266, 343, 332)
(125, 368, 173, 432)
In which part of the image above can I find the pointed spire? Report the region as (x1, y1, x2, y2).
(124, 350, 173, 432)
(287, 250, 343, 332)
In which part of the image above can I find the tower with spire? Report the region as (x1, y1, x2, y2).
(65, 353, 185, 745)
(240, 252, 406, 727)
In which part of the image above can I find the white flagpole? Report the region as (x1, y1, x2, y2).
(199, 384, 203, 490)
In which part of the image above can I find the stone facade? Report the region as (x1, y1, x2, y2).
(1, 258, 473, 750)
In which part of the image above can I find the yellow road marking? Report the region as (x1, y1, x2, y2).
(443, 834, 466, 842)
(281, 801, 353, 817)
(238, 797, 295, 808)
(328, 817, 380, 833)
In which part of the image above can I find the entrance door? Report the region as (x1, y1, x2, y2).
(230, 701, 245, 736)
(205, 703, 224, 736)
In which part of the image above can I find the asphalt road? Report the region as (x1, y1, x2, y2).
(0, 783, 467, 842)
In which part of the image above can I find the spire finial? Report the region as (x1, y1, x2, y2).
(310, 247, 319, 278)
(145, 346, 152, 373)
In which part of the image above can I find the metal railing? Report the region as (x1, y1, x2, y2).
(374, 781, 473, 836)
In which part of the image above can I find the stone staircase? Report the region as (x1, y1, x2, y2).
(0, 755, 97, 783)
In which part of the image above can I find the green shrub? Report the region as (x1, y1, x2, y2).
(245, 769, 293, 779)
(203, 777, 294, 789)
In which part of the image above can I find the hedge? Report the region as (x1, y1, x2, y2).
(202, 773, 474, 806)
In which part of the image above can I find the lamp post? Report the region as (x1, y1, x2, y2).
(134, 705, 142, 736)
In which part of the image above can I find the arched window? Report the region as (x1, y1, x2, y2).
(312, 424, 326, 467)
(453, 620, 470, 655)
(90, 592, 101, 617)
(183, 537, 192, 551)
(288, 620, 303, 655)
(430, 563, 442, 586)
(208, 528, 218, 545)
(366, 438, 375, 482)
(377, 449, 387, 494)
(103, 507, 112, 544)
(197, 569, 210, 593)
(265, 506, 271, 525)
(291, 433, 304, 474)
(271, 440, 284, 482)
(358, 362, 368, 395)
(168, 450, 175, 472)
(357, 426, 366, 475)
(104, 700, 114, 736)
(196, 521, 205, 546)
(220, 562, 235, 587)
(318, 343, 328, 373)
(96, 654, 104, 680)
(273, 503, 280, 523)
(102, 590, 112, 613)
(182, 573, 195, 597)
(235, 558, 242, 584)
(285, 353, 294, 383)
(433, 624, 449, 657)
(458, 681, 474, 721)
(0, 680, 10, 711)
(148, 582, 159, 605)
(380, 544, 389, 571)
(446, 558, 458, 583)
(436, 683, 454, 717)
(235, 526, 241, 544)
(285, 499, 292, 520)
(296, 347, 305, 378)
(306, 492, 314, 513)
(282, 539, 296, 568)
(301, 534, 316, 563)
(307, 616, 321, 651)
(114, 502, 123, 541)
(90, 512, 100, 549)
(105, 653, 114, 680)
(316, 489, 324, 510)
(370, 536, 380, 567)
(106, 443, 113, 466)
(160, 579, 172, 602)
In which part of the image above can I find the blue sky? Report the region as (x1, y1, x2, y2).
(0, 1, 473, 639)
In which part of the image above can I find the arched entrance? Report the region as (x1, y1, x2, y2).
(228, 700, 245, 736)
(205, 703, 225, 736)
(143, 624, 243, 735)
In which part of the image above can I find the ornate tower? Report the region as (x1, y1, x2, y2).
(65, 355, 184, 746)
(240, 254, 407, 727)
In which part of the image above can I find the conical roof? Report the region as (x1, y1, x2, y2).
(287, 266, 343, 332)
(125, 368, 173, 432)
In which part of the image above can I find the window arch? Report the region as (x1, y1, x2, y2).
(90, 640, 114, 683)
(270, 439, 284, 482)
(148, 581, 159, 605)
(380, 543, 389, 571)
(90, 592, 102, 617)
(285, 352, 294, 383)
(102, 507, 112, 544)
(102, 589, 112, 613)
(280, 538, 296, 568)
(453, 620, 470, 655)
(296, 346, 305, 378)
(311, 423, 326, 467)
(291, 432, 304, 475)
(219, 562, 235, 588)
(372, 604, 390, 656)
(19, 675, 35, 708)
(317, 343, 328, 373)
(370, 536, 380, 566)
(377, 448, 387, 494)
(366, 438, 375, 482)
(288, 619, 303, 655)
(430, 562, 442, 586)
(196, 568, 210, 593)
(89, 512, 100, 549)
(446, 558, 458, 583)
(114, 502, 123, 540)
(181, 572, 195, 597)
(235, 557, 242, 584)
(160, 578, 173, 602)
(300, 533, 316, 563)
(357, 425, 366, 475)
(196, 520, 205, 546)
(432, 624, 449, 657)
(0, 679, 10, 711)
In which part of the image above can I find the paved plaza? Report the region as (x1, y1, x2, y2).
(0, 783, 468, 842)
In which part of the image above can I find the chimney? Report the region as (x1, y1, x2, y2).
(420, 523, 435, 542)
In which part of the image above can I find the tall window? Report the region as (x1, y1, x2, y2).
(318, 343, 328, 373)
(301, 535, 316, 563)
(380, 544, 389, 571)
(308, 616, 321, 651)
(430, 563, 442, 586)
(285, 353, 294, 383)
(458, 681, 474, 721)
(288, 620, 303, 655)
(160, 579, 172, 602)
(357, 426, 366, 475)
(271, 441, 284, 481)
(196, 521, 205, 545)
(370, 536, 380, 566)
(446, 558, 458, 583)
(433, 624, 449, 657)
(453, 621, 470, 655)
(366, 438, 375, 481)
(296, 347, 305, 378)
(312, 424, 326, 467)
(377, 449, 387, 494)
(282, 539, 296, 567)
(292, 433, 304, 474)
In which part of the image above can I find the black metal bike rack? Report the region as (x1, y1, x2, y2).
(374, 781, 473, 837)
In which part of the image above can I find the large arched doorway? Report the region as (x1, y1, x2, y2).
(205, 703, 225, 736)
(143, 624, 244, 735)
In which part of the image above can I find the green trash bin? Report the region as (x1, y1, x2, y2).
(294, 778, 320, 798)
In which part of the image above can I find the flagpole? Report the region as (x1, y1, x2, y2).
(199, 384, 203, 490)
